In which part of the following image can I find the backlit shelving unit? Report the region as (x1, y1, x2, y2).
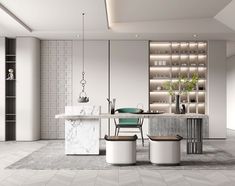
(149, 41, 207, 114)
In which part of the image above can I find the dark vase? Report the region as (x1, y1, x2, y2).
(175, 95, 180, 114)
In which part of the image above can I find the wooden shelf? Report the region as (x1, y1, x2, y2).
(6, 61, 16, 63)
(6, 96, 16, 98)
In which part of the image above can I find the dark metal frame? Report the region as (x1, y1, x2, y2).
(186, 118, 203, 154)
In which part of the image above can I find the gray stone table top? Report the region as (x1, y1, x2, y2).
(55, 113, 208, 120)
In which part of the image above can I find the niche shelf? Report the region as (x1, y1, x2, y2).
(149, 41, 207, 114)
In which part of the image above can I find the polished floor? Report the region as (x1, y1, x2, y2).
(1, 130, 235, 186)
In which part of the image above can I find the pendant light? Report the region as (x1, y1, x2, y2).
(78, 13, 89, 103)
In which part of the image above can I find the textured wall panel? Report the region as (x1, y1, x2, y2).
(40, 41, 72, 139)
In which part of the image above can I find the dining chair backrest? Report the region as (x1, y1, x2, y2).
(116, 108, 143, 125)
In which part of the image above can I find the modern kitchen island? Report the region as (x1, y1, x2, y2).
(56, 108, 208, 155)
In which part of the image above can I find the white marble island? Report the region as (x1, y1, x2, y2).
(64, 106, 100, 155)
(56, 112, 208, 155)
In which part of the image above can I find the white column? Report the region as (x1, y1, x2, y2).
(16, 37, 40, 141)
(227, 55, 235, 130)
(0, 37, 5, 141)
(208, 40, 227, 138)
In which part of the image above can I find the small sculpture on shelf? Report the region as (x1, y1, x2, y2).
(6, 69, 14, 80)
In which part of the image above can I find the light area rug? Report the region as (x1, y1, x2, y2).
(7, 140, 235, 170)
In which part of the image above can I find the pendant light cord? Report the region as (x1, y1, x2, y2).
(82, 13, 85, 74)
(80, 12, 86, 94)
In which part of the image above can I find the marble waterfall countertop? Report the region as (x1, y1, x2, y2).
(55, 113, 208, 120)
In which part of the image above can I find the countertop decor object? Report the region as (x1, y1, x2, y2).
(78, 13, 89, 103)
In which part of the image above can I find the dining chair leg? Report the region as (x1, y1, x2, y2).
(114, 127, 117, 136)
(140, 126, 144, 146)
(117, 127, 120, 136)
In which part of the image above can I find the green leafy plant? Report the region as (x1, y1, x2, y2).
(163, 74, 199, 96)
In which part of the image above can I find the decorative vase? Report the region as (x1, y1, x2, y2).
(110, 98, 116, 114)
(175, 95, 180, 114)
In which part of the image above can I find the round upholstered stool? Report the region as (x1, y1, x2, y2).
(148, 135, 183, 165)
(104, 135, 137, 165)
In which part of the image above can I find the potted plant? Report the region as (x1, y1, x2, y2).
(163, 74, 199, 114)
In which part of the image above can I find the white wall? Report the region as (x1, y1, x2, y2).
(110, 40, 149, 137)
(16, 37, 41, 141)
(208, 40, 227, 138)
(72, 41, 109, 137)
(0, 38, 5, 141)
(39, 39, 227, 139)
(227, 55, 235, 130)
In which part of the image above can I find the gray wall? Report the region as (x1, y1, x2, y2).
(41, 41, 73, 139)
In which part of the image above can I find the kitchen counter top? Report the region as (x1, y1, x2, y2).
(55, 113, 208, 120)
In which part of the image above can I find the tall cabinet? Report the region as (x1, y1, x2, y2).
(0, 37, 40, 141)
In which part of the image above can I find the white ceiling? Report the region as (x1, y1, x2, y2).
(0, 0, 235, 46)
(111, 0, 232, 22)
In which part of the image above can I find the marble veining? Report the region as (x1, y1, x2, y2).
(65, 106, 100, 155)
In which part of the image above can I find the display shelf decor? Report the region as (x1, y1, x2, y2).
(149, 41, 207, 114)
(163, 74, 199, 114)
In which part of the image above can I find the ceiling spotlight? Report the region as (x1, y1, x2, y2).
(193, 34, 198, 39)
(135, 34, 139, 38)
(76, 34, 80, 38)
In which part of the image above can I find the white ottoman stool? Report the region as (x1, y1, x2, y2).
(104, 135, 137, 165)
(148, 135, 183, 165)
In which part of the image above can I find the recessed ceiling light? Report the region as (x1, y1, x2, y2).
(193, 34, 198, 39)
(76, 34, 80, 38)
(135, 34, 139, 38)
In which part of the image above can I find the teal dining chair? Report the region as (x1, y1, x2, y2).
(114, 108, 144, 146)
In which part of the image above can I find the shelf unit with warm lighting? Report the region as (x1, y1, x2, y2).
(149, 41, 207, 114)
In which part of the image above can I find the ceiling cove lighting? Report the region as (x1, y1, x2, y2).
(0, 2, 32, 32)
(78, 13, 89, 103)
(104, 0, 112, 29)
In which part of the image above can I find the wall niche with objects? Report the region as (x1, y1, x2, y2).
(5, 38, 16, 141)
(149, 41, 207, 114)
